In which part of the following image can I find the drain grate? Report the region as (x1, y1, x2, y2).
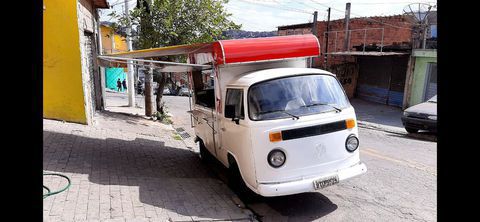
(179, 132, 191, 139)
(175, 127, 190, 139)
(175, 127, 185, 132)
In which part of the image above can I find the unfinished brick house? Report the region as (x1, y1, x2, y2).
(278, 15, 415, 107)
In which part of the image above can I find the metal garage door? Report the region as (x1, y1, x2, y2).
(356, 56, 408, 107)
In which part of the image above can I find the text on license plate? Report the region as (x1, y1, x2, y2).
(313, 175, 339, 190)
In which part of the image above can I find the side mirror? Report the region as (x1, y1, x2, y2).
(225, 105, 236, 119)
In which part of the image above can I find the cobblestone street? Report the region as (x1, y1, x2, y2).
(43, 112, 254, 222)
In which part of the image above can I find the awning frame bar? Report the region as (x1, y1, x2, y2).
(98, 55, 211, 69)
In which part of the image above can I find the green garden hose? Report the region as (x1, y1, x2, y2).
(43, 172, 71, 199)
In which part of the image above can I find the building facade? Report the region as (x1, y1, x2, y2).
(100, 22, 128, 54)
(44, 0, 108, 124)
(404, 50, 437, 107)
(278, 14, 437, 108)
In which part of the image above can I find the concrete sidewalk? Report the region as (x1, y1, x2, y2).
(350, 98, 407, 135)
(43, 112, 254, 221)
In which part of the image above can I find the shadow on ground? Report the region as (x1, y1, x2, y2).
(202, 153, 338, 221)
(43, 130, 251, 220)
(386, 131, 437, 142)
(245, 193, 338, 222)
(44, 128, 338, 221)
(97, 110, 150, 126)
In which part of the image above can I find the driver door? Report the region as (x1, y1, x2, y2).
(219, 88, 256, 187)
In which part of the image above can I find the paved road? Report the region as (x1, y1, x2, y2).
(159, 95, 437, 221)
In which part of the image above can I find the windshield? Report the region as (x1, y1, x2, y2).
(428, 95, 437, 103)
(248, 74, 350, 121)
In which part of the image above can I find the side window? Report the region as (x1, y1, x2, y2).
(225, 89, 244, 119)
(192, 70, 215, 108)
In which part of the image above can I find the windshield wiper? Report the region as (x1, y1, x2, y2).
(303, 102, 342, 112)
(258, 109, 300, 120)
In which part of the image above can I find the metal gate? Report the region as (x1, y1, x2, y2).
(84, 30, 105, 112)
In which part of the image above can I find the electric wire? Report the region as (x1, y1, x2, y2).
(309, 0, 414, 30)
(237, 0, 313, 15)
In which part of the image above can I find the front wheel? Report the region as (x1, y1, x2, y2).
(228, 160, 260, 203)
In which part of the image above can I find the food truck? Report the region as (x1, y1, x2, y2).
(99, 34, 367, 197)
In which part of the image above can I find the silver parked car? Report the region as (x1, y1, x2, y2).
(401, 95, 437, 133)
(177, 87, 192, 96)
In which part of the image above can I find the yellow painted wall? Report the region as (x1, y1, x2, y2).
(114, 34, 128, 52)
(100, 25, 128, 54)
(43, 0, 87, 124)
(100, 25, 114, 54)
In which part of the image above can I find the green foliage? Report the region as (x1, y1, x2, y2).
(109, 0, 241, 50)
(172, 133, 182, 140)
(154, 102, 173, 124)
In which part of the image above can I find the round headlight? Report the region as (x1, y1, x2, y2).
(268, 149, 286, 168)
(346, 135, 359, 152)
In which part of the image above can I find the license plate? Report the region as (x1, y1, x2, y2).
(313, 175, 339, 190)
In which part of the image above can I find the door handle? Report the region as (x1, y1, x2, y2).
(221, 127, 226, 132)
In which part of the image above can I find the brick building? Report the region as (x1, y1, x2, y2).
(278, 15, 415, 107)
(278, 15, 413, 68)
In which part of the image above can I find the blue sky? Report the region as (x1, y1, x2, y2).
(101, 0, 436, 31)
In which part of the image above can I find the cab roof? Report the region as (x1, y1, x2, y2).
(227, 68, 335, 87)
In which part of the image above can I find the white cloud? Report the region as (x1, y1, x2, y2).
(100, 0, 437, 31)
(227, 0, 437, 31)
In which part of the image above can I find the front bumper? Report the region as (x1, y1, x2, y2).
(256, 162, 367, 197)
(401, 116, 437, 131)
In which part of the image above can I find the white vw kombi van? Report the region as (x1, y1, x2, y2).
(100, 34, 367, 197)
(188, 35, 367, 197)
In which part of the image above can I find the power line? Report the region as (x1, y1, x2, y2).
(284, 0, 330, 16)
(271, 0, 317, 14)
(354, 1, 436, 5)
(237, 0, 313, 15)
(309, 0, 413, 30)
(110, 0, 136, 7)
(231, 15, 277, 31)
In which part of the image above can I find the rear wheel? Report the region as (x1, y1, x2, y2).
(198, 140, 211, 163)
(405, 127, 418, 133)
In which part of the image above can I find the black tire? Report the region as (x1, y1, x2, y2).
(405, 127, 418, 133)
(199, 140, 211, 163)
(227, 159, 259, 203)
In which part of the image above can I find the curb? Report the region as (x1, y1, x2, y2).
(357, 121, 407, 135)
(357, 120, 437, 142)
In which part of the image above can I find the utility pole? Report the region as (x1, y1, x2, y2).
(124, 0, 135, 107)
(343, 2, 351, 52)
(311, 11, 318, 68)
(324, 7, 331, 69)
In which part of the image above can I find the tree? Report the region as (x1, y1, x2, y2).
(109, 0, 240, 114)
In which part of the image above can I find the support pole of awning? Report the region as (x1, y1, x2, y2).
(97, 55, 211, 70)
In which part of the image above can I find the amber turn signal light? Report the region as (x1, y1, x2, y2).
(269, 132, 282, 142)
(346, 119, 356, 129)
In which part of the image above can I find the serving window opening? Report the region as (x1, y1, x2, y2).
(192, 70, 215, 109)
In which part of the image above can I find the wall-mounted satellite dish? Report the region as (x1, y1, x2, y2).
(403, 3, 436, 49)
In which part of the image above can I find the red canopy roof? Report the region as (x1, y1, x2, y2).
(212, 34, 320, 65)
(106, 34, 320, 66)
